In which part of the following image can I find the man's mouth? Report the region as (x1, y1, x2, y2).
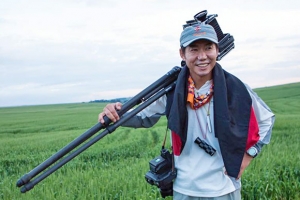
(196, 63, 209, 67)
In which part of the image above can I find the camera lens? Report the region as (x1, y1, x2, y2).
(146, 178, 154, 185)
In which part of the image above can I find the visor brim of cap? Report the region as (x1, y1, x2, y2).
(182, 37, 218, 48)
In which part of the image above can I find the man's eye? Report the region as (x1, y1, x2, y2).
(206, 45, 215, 50)
(206, 46, 213, 50)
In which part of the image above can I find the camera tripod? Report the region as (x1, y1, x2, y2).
(16, 66, 182, 193)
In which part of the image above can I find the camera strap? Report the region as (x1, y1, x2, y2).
(162, 127, 176, 172)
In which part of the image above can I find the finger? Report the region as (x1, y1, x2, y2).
(98, 113, 105, 124)
(115, 102, 122, 110)
(103, 109, 116, 122)
(236, 171, 242, 180)
(236, 166, 245, 180)
(105, 105, 120, 122)
(99, 104, 116, 123)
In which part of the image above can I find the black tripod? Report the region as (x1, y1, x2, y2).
(16, 66, 182, 193)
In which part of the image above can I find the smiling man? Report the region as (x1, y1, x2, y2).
(99, 22, 275, 200)
(179, 24, 219, 89)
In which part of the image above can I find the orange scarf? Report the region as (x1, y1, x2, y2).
(187, 76, 214, 110)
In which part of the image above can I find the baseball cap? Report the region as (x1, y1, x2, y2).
(180, 23, 218, 47)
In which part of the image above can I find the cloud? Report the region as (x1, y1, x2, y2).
(1, 0, 300, 107)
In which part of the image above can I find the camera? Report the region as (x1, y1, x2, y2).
(182, 10, 235, 62)
(145, 148, 177, 198)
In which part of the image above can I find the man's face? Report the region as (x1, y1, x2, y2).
(180, 40, 218, 87)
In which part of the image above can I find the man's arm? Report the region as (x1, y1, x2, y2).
(237, 85, 275, 178)
(122, 95, 167, 128)
(245, 84, 275, 155)
(99, 95, 167, 128)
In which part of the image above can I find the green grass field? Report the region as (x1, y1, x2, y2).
(1, 82, 300, 200)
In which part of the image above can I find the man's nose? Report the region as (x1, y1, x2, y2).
(197, 50, 207, 60)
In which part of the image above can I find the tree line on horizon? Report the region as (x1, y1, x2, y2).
(89, 97, 131, 104)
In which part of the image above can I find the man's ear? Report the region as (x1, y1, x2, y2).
(179, 48, 185, 60)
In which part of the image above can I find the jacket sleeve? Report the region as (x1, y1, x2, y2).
(245, 84, 275, 153)
(121, 95, 167, 128)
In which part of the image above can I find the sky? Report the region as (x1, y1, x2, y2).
(1, 0, 300, 107)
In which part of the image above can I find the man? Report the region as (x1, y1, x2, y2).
(98, 23, 275, 200)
